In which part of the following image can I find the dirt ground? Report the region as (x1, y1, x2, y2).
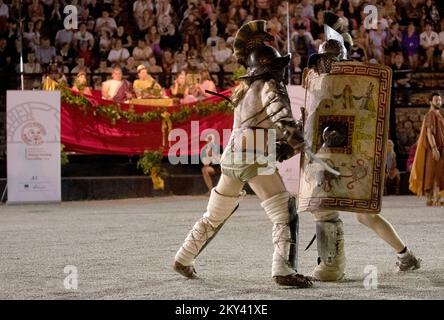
(0, 195, 442, 300)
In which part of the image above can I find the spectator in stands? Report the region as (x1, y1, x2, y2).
(46, 0, 63, 40)
(0, 0, 8, 34)
(403, 0, 421, 27)
(386, 22, 403, 65)
(201, 133, 221, 194)
(171, 52, 188, 74)
(420, 22, 440, 69)
(74, 23, 94, 48)
(159, 22, 180, 52)
(402, 23, 419, 69)
(23, 52, 42, 74)
(58, 42, 76, 70)
(203, 12, 224, 41)
(78, 41, 93, 67)
(71, 57, 91, 74)
(350, 39, 368, 62)
(391, 52, 411, 88)
(170, 70, 191, 100)
(115, 25, 133, 51)
(156, 0, 173, 18)
(292, 3, 311, 33)
(98, 29, 112, 60)
(311, 9, 325, 40)
(422, 0, 440, 30)
(223, 54, 239, 74)
(289, 53, 302, 85)
(134, 0, 153, 25)
(147, 56, 162, 74)
(88, 0, 103, 19)
(132, 39, 153, 66)
(195, 70, 216, 99)
(292, 23, 314, 67)
(95, 59, 112, 75)
(206, 26, 222, 48)
(23, 21, 40, 51)
(72, 70, 93, 96)
(55, 28, 74, 49)
(133, 64, 163, 99)
(181, 13, 202, 50)
(369, 22, 387, 64)
(137, 9, 154, 37)
(35, 37, 56, 66)
(202, 48, 220, 73)
(107, 39, 130, 68)
(4, 19, 18, 49)
(254, 0, 271, 19)
(381, 0, 400, 24)
(95, 10, 117, 34)
(28, 0, 45, 23)
(213, 39, 232, 66)
(101, 66, 133, 102)
(123, 56, 138, 77)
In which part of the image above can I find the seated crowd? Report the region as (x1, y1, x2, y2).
(1, 0, 444, 95)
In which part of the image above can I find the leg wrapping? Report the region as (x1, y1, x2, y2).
(175, 188, 241, 266)
(261, 192, 298, 277)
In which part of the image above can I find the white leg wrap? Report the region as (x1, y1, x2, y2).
(175, 188, 241, 266)
(261, 192, 295, 277)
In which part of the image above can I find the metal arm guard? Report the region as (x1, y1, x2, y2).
(261, 80, 305, 162)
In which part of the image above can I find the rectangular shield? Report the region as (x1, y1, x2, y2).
(297, 62, 392, 214)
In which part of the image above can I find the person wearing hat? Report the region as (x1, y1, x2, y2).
(133, 64, 163, 99)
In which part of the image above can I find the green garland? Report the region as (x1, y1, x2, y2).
(59, 86, 233, 125)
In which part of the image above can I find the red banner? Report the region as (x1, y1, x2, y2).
(61, 90, 234, 156)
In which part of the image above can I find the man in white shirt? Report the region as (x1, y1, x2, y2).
(107, 39, 130, 67)
(74, 23, 94, 49)
(420, 23, 440, 69)
(213, 39, 232, 65)
(206, 26, 222, 48)
(95, 10, 117, 34)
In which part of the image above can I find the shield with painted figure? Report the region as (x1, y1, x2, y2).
(298, 61, 392, 214)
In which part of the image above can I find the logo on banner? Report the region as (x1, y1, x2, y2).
(21, 122, 47, 146)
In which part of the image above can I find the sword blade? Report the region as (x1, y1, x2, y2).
(304, 147, 341, 176)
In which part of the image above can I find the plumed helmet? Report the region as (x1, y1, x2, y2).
(239, 45, 291, 79)
(233, 20, 275, 67)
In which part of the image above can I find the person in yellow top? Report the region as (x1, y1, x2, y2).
(133, 64, 163, 98)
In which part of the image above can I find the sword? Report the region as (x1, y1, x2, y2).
(303, 145, 341, 176)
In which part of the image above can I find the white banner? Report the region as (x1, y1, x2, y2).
(7, 91, 61, 204)
(277, 85, 306, 195)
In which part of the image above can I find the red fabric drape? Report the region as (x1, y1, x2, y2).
(61, 89, 234, 156)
